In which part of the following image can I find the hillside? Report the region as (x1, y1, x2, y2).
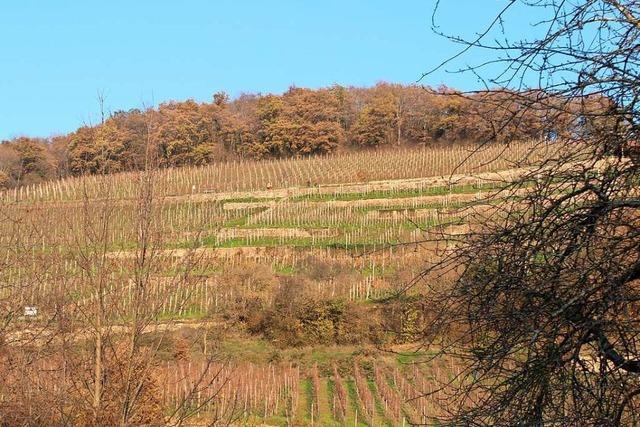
(3, 0, 639, 424)
(0, 140, 549, 425)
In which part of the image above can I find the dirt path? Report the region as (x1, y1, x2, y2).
(106, 225, 465, 259)
(7, 320, 219, 346)
(216, 227, 337, 239)
(106, 246, 291, 259)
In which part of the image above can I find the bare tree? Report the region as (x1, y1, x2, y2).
(0, 108, 234, 426)
(414, 1, 640, 425)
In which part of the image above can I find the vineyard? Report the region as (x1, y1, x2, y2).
(0, 141, 545, 425)
(10, 341, 473, 426)
(3, 0, 636, 423)
(2, 140, 540, 202)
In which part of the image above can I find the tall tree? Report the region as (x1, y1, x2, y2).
(0, 143, 21, 188)
(350, 92, 397, 146)
(7, 137, 55, 184)
(248, 88, 346, 157)
(155, 100, 216, 167)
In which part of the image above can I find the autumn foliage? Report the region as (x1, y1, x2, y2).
(0, 83, 581, 189)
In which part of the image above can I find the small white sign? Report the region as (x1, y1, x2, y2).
(24, 306, 38, 317)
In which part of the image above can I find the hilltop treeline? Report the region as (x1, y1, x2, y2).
(0, 83, 585, 188)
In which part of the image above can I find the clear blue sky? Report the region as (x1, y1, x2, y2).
(0, 0, 539, 140)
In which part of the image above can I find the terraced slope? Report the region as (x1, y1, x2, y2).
(0, 142, 551, 425)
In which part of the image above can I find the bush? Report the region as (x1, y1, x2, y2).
(246, 278, 380, 347)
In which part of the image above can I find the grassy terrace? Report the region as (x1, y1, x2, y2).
(289, 182, 500, 202)
(176, 237, 407, 251)
(234, 214, 461, 230)
(219, 196, 280, 204)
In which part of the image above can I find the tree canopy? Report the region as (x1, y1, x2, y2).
(0, 83, 569, 188)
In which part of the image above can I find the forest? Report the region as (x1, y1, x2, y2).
(0, 83, 583, 188)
